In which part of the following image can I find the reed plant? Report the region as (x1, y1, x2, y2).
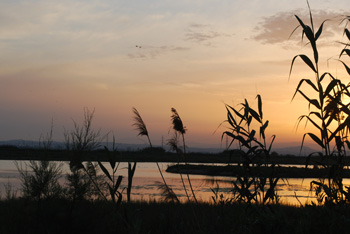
(16, 160, 63, 201)
(289, 2, 350, 205)
(16, 121, 63, 201)
(132, 107, 178, 202)
(168, 108, 198, 203)
(3, 179, 17, 200)
(64, 108, 108, 201)
(98, 136, 123, 206)
(223, 95, 279, 205)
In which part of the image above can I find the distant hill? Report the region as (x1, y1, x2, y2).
(0, 139, 316, 156)
(272, 146, 318, 156)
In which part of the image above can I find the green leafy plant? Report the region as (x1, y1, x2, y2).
(223, 95, 278, 205)
(289, 2, 350, 205)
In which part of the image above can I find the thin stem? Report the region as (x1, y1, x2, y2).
(82, 166, 107, 201)
(181, 133, 198, 203)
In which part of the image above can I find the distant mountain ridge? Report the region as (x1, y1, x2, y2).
(0, 139, 317, 156)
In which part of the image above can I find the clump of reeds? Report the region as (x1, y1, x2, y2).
(289, 1, 350, 205)
(132, 107, 178, 202)
(223, 95, 279, 205)
(64, 108, 109, 201)
(169, 108, 197, 203)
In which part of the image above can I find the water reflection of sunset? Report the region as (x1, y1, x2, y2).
(0, 161, 327, 206)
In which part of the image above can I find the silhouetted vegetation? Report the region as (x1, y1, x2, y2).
(132, 107, 178, 202)
(290, 2, 350, 205)
(0, 199, 350, 234)
(3, 2, 350, 233)
(222, 95, 279, 205)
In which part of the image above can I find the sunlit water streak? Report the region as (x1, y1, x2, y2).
(1, 160, 348, 206)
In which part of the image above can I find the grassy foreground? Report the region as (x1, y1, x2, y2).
(0, 198, 350, 234)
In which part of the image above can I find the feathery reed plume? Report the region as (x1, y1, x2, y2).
(132, 107, 149, 139)
(132, 107, 177, 202)
(170, 108, 197, 203)
(171, 108, 186, 135)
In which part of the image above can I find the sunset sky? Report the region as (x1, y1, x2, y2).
(1, 0, 350, 150)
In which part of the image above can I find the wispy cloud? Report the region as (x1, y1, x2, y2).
(253, 9, 348, 46)
(127, 45, 189, 59)
(184, 23, 233, 46)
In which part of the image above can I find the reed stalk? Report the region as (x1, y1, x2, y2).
(170, 108, 198, 203)
(132, 107, 178, 202)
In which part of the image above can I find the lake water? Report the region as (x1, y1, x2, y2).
(0, 160, 346, 206)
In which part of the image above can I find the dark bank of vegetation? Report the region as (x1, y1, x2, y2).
(166, 163, 350, 178)
(3, 145, 350, 165)
(1, 199, 350, 234)
(3, 2, 350, 233)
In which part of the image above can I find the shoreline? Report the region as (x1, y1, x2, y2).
(166, 164, 350, 178)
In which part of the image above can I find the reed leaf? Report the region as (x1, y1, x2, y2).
(304, 133, 324, 148)
(315, 20, 327, 41)
(329, 116, 350, 142)
(226, 104, 244, 120)
(226, 106, 237, 127)
(292, 79, 318, 101)
(289, 54, 317, 80)
(298, 115, 322, 132)
(260, 120, 269, 139)
(319, 72, 335, 82)
(115, 175, 123, 191)
(297, 90, 321, 109)
(309, 111, 322, 120)
(268, 135, 276, 153)
(339, 48, 350, 58)
(345, 28, 350, 41)
(257, 94, 263, 119)
(98, 161, 112, 181)
(324, 79, 341, 97)
(338, 60, 350, 76)
(248, 107, 261, 123)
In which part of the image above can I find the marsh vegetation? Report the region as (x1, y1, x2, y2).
(2, 3, 350, 233)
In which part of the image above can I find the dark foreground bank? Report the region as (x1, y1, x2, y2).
(0, 198, 350, 234)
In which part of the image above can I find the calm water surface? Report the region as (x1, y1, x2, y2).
(0, 160, 346, 206)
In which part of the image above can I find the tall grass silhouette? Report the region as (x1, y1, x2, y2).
(64, 108, 108, 201)
(169, 108, 197, 203)
(98, 136, 123, 206)
(16, 122, 63, 201)
(222, 95, 279, 204)
(289, 1, 350, 205)
(132, 107, 178, 202)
